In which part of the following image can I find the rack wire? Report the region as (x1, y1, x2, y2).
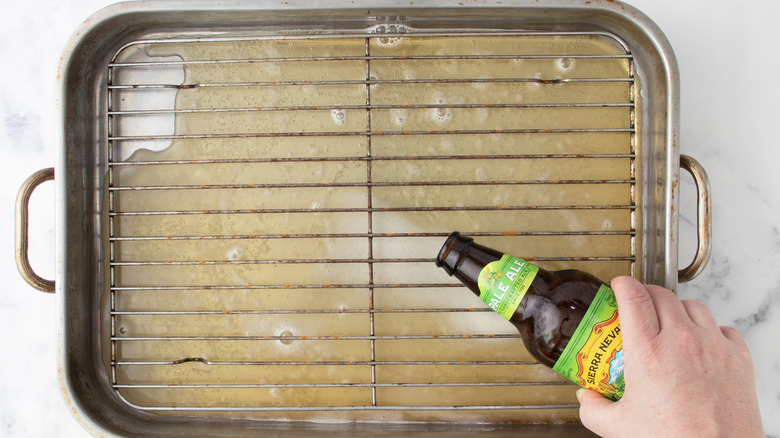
(106, 29, 637, 422)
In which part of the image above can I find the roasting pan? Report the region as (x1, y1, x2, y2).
(15, 0, 712, 436)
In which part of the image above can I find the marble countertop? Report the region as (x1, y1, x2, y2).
(1, 0, 777, 436)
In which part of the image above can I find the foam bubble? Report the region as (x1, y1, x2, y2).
(226, 246, 244, 260)
(432, 103, 451, 123)
(373, 24, 405, 48)
(331, 109, 347, 125)
(392, 108, 406, 126)
(280, 330, 294, 345)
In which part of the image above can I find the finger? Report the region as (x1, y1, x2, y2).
(610, 276, 660, 344)
(644, 284, 691, 329)
(720, 326, 748, 347)
(681, 299, 719, 330)
(576, 388, 617, 436)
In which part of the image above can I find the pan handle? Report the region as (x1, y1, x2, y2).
(678, 155, 712, 283)
(15, 167, 56, 293)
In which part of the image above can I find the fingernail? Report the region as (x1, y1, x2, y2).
(576, 388, 585, 403)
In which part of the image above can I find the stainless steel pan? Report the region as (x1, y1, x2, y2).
(16, 1, 710, 436)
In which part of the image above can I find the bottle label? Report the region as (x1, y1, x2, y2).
(477, 254, 539, 320)
(553, 284, 624, 401)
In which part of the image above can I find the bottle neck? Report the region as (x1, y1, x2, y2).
(436, 232, 475, 276)
(436, 232, 504, 295)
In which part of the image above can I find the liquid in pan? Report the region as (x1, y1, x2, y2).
(105, 31, 639, 423)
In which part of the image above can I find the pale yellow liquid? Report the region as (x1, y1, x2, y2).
(108, 33, 639, 424)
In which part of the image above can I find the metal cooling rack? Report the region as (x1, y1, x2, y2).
(105, 29, 636, 420)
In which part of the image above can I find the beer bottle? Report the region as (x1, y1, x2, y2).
(435, 231, 625, 400)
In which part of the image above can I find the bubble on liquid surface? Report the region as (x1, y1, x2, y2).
(471, 80, 489, 91)
(331, 109, 347, 125)
(558, 57, 573, 70)
(226, 246, 244, 260)
(392, 109, 406, 126)
(373, 24, 405, 48)
(432, 101, 451, 122)
(280, 330, 294, 345)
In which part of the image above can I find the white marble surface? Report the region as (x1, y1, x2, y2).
(1, 0, 777, 436)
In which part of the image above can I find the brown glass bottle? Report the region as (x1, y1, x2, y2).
(435, 231, 607, 368)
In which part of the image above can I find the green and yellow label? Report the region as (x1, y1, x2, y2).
(553, 284, 625, 401)
(477, 254, 539, 320)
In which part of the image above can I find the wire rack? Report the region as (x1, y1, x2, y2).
(106, 29, 637, 423)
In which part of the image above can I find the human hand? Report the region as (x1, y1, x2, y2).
(576, 276, 764, 437)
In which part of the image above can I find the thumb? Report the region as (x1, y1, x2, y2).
(577, 388, 617, 436)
